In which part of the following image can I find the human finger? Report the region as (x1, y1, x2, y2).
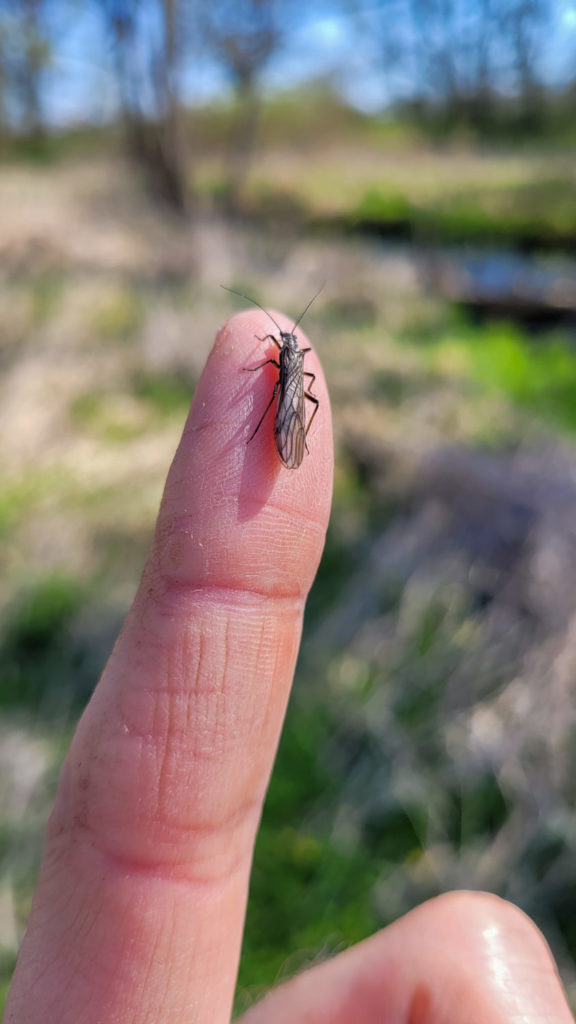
(5, 309, 333, 1024)
(239, 891, 572, 1024)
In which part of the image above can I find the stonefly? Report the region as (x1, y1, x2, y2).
(222, 285, 323, 469)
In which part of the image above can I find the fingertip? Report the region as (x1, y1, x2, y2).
(155, 306, 333, 598)
(239, 893, 573, 1024)
(218, 306, 333, 492)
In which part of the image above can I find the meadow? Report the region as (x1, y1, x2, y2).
(3, 117, 576, 1012)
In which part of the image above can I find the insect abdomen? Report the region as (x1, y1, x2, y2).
(275, 348, 306, 469)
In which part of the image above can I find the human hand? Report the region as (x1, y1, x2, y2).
(4, 312, 572, 1023)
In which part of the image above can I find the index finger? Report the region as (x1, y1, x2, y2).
(5, 310, 333, 1024)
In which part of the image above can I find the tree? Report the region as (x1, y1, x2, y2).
(502, 0, 549, 126)
(100, 0, 191, 213)
(196, 0, 289, 206)
(357, 0, 552, 135)
(0, 0, 51, 145)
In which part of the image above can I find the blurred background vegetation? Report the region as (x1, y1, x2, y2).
(3, 0, 576, 1015)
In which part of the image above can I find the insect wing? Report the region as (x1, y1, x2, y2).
(274, 348, 306, 469)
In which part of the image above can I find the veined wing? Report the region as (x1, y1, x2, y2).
(275, 352, 306, 469)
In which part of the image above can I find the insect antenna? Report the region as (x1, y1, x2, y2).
(221, 285, 283, 336)
(292, 281, 325, 333)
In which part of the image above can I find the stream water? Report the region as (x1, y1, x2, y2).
(419, 246, 576, 327)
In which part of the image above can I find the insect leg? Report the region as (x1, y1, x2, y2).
(247, 380, 280, 444)
(304, 392, 319, 434)
(303, 391, 320, 451)
(243, 359, 280, 372)
(257, 333, 282, 350)
(303, 372, 317, 452)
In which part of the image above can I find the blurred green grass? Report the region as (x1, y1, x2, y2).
(4, 277, 576, 1014)
(3, 133, 576, 1014)
(405, 317, 576, 434)
(0, 573, 94, 715)
(349, 177, 576, 247)
(3, 298, 576, 1011)
(187, 90, 576, 248)
(7, 87, 576, 249)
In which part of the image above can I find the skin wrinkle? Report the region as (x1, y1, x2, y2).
(199, 666, 226, 769)
(182, 365, 249, 427)
(185, 623, 204, 738)
(256, 500, 328, 536)
(220, 609, 233, 723)
(46, 973, 80, 1024)
(258, 639, 291, 769)
(181, 421, 247, 476)
(115, 601, 300, 721)
(157, 915, 187, 1020)
(64, 884, 101, 954)
(163, 499, 328, 544)
(240, 619, 278, 791)
(4, 312, 332, 1024)
(27, 889, 101, 1009)
(54, 803, 262, 887)
(157, 530, 316, 598)
(156, 560, 311, 603)
(64, 882, 198, 1024)
(26, 940, 66, 995)
(58, 722, 264, 876)
(202, 667, 272, 769)
(138, 913, 168, 1021)
(145, 605, 294, 704)
(248, 613, 277, 742)
(156, 675, 177, 840)
(37, 813, 75, 881)
(161, 445, 326, 525)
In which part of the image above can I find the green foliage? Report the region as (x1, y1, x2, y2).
(91, 288, 143, 342)
(440, 776, 509, 850)
(0, 952, 16, 1017)
(28, 269, 63, 326)
(132, 371, 194, 417)
(190, 83, 375, 156)
(5, 132, 576, 1013)
(0, 573, 96, 714)
(70, 391, 106, 430)
(424, 178, 576, 246)
(362, 803, 425, 861)
(0, 123, 120, 165)
(320, 296, 378, 331)
(422, 320, 576, 433)
(392, 588, 470, 729)
(5, 86, 576, 249)
(240, 829, 379, 991)
(305, 522, 358, 624)
(353, 187, 413, 229)
(305, 456, 382, 625)
(0, 476, 43, 539)
(71, 392, 146, 442)
(351, 177, 576, 247)
(245, 184, 309, 227)
(191, 90, 576, 249)
(71, 370, 194, 441)
(238, 701, 379, 1001)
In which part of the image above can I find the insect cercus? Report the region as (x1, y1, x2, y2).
(223, 285, 323, 469)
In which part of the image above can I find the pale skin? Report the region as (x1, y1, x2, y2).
(4, 311, 573, 1023)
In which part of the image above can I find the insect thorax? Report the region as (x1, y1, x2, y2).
(280, 331, 299, 351)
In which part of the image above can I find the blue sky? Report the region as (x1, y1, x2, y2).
(38, 2, 576, 126)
